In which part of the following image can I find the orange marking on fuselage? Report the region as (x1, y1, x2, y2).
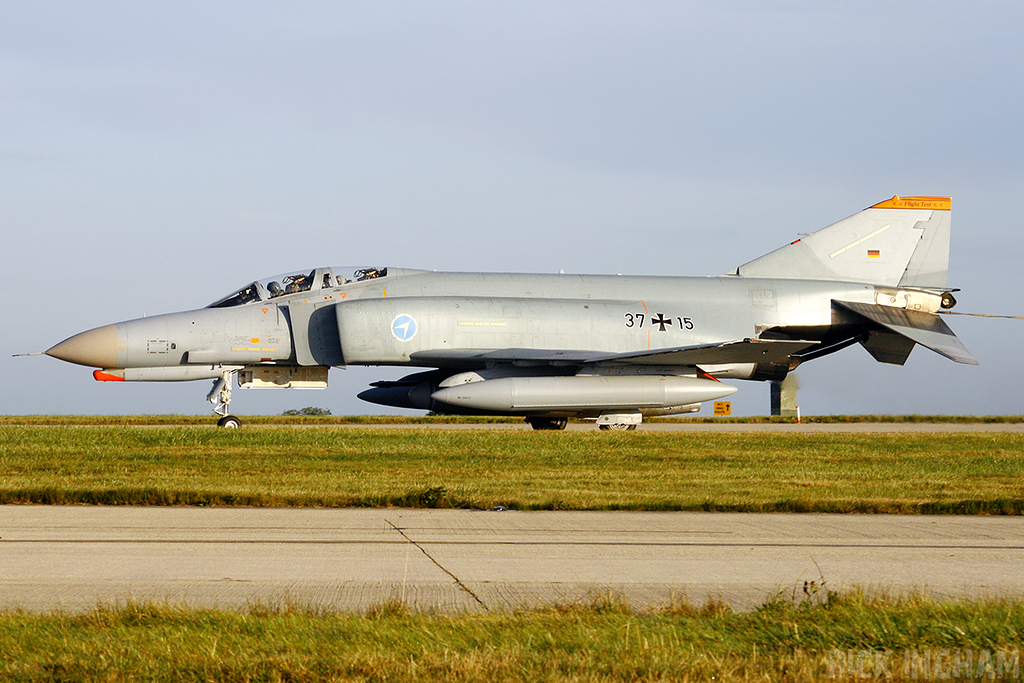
(641, 301, 651, 348)
(93, 370, 124, 382)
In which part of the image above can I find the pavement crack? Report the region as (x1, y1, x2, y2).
(385, 518, 487, 610)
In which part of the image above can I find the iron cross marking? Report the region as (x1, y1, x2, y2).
(651, 313, 672, 331)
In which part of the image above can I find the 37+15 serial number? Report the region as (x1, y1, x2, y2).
(624, 313, 694, 331)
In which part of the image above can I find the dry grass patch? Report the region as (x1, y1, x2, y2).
(0, 592, 1021, 681)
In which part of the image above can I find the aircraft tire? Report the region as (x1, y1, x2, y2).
(526, 417, 568, 431)
(599, 423, 636, 431)
(217, 415, 241, 429)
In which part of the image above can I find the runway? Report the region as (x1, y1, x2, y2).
(2, 507, 1023, 612)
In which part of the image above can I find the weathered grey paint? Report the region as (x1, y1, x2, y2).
(334, 274, 875, 367)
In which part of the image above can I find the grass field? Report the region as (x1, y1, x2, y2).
(1, 426, 1022, 512)
(3, 423, 1022, 680)
(1, 592, 1021, 682)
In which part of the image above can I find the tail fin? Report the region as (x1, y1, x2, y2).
(733, 196, 951, 288)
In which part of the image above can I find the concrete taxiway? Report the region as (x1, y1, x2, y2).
(2, 507, 1023, 612)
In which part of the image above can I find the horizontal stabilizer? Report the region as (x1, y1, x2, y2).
(834, 300, 978, 365)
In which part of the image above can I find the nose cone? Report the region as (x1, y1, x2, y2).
(45, 324, 120, 368)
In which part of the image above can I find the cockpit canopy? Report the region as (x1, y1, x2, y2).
(207, 267, 388, 308)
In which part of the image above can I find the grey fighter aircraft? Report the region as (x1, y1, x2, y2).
(43, 196, 975, 429)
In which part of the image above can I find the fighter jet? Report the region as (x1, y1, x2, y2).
(43, 196, 975, 429)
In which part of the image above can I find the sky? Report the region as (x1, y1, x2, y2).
(2, 1, 1021, 418)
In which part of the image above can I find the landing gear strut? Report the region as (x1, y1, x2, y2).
(208, 370, 241, 428)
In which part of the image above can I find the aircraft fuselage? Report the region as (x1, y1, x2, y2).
(53, 269, 875, 378)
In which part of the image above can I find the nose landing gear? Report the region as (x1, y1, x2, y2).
(208, 370, 241, 428)
(217, 415, 241, 428)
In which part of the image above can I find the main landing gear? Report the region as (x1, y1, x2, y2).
(596, 411, 642, 431)
(525, 413, 643, 431)
(208, 370, 241, 428)
(526, 417, 568, 430)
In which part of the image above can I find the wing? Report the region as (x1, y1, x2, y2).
(409, 338, 819, 369)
